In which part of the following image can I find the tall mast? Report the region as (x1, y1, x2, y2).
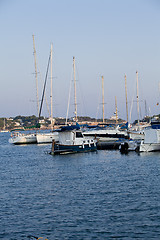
(136, 71, 140, 127)
(125, 74, 129, 123)
(50, 43, 53, 131)
(115, 96, 118, 125)
(32, 35, 39, 116)
(73, 56, 78, 122)
(102, 75, 105, 123)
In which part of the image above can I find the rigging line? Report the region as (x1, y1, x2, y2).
(39, 51, 51, 119)
(37, 62, 50, 117)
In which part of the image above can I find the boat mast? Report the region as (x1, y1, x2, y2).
(50, 43, 53, 131)
(136, 71, 140, 127)
(125, 74, 129, 123)
(102, 75, 105, 123)
(32, 35, 39, 116)
(115, 96, 118, 125)
(73, 56, 78, 122)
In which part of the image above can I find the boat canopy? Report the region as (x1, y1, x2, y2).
(60, 123, 80, 132)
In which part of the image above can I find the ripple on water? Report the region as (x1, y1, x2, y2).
(0, 134, 160, 239)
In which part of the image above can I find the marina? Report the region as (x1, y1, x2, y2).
(1, 1, 160, 239)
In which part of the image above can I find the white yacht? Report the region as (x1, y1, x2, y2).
(9, 132, 37, 144)
(83, 125, 129, 142)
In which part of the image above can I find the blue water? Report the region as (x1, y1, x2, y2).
(1, 133, 160, 239)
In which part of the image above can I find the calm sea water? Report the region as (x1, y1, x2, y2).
(1, 133, 160, 240)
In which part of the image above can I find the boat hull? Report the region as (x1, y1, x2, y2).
(139, 143, 160, 152)
(51, 143, 97, 155)
(83, 128, 129, 142)
(36, 132, 59, 144)
(9, 133, 37, 144)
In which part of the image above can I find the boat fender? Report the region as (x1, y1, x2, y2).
(120, 142, 128, 154)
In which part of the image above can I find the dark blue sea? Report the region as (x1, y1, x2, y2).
(1, 132, 160, 240)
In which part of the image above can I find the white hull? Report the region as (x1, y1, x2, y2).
(83, 128, 128, 142)
(139, 143, 160, 152)
(36, 132, 59, 144)
(129, 131, 144, 140)
(139, 128, 160, 152)
(9, 133, 37, 144)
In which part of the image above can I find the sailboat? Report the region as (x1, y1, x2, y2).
(9, 131, 37, 144)
(9, 35, 40, 144)
(51, 56, 97, 155)
(119, 72, 146, 153)
(127, 71, 145, 140)
(83, 76, 129, 148)
(36, 43, 59, 144)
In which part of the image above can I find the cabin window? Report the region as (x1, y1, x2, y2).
(76, 132, 83, 138)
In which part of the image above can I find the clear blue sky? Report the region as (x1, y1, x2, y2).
(1, 0, 160, 122)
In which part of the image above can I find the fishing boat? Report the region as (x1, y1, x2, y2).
(51, 123, 97, 155)
(50, 57, 97, 154)
(9, 131, 37, 144)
